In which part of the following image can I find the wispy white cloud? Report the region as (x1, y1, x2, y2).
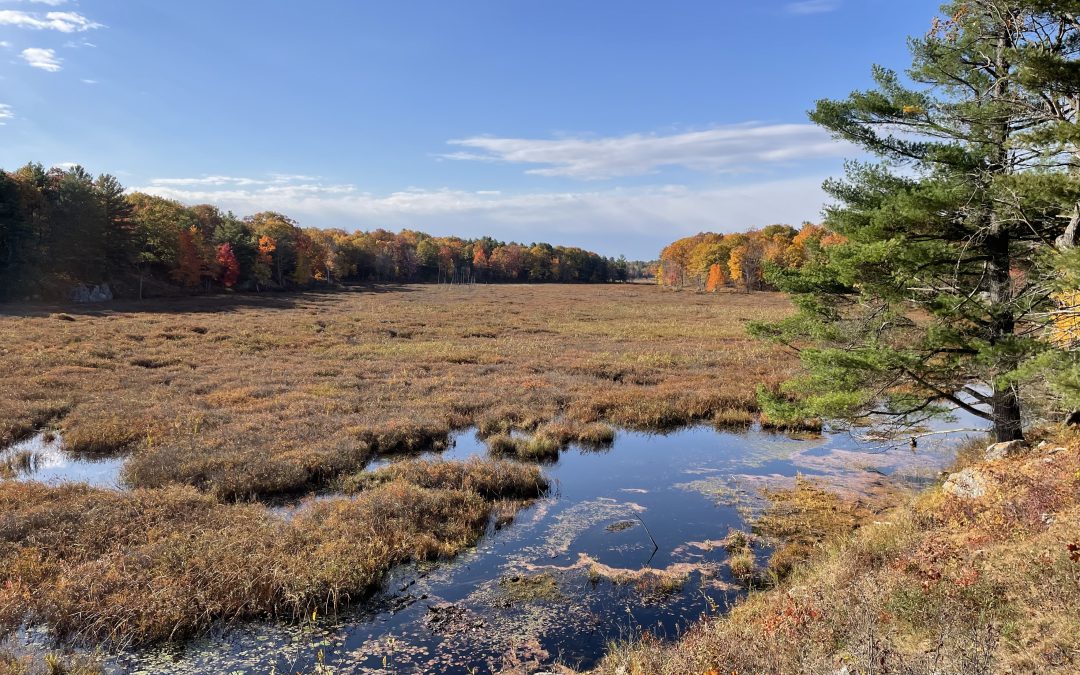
(0, 41, 11, 49)
(21, 46, 61, 71)
(80, 78, 97, 84)
(0, 103, 14, 124)
(443, 123, 850, 180)
(0, 10, 102, 32)
(147, 174, 324, 188)
(785, 0, 841, 15)
(132, 174, 830, 256)
(149, 176, 268, 187)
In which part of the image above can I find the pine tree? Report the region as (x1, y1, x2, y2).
(751, 1, 1080, 441)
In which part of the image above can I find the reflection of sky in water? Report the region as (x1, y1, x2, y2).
(94, 411, 987, 675)
(0, 433, 124, 489)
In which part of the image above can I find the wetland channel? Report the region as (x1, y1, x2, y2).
(5, 413, 984, 673)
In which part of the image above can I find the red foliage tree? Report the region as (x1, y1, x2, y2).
(216, 242, 240, 287)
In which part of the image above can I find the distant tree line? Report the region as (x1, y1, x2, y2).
(657, 224, 844, 292)
(0, 163, 650, 301)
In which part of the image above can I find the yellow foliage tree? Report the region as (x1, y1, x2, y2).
(729, 246, 746, 289)
(1050, 290, 1080, 349)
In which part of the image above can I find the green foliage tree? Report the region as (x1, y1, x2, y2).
(751, 1, 1080, 441)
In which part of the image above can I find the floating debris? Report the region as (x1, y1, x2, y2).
(497, 572, 562, 604)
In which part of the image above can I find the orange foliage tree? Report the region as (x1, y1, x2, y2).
(705, 263, 726, 292)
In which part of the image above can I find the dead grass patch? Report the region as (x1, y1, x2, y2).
(338, 457, 547, 501)
(0, 459, 542, 648)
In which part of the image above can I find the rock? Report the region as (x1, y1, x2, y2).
(942, 468, 988, 500)
(70, 283, 113, 303)
(985, 439, 1028, 461)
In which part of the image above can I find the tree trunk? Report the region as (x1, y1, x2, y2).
(986, 31, 1024, 442)
(1058, 203, 1079, 251)
(992, 383, 1024, 442)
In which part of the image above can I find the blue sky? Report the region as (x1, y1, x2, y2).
(1, 0, 941, 259)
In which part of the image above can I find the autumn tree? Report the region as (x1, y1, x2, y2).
(253, 234, 276, 290)
(0, 163, 633, 297)
(705, 263, 726, 292)
(490, 244, 525, 280)
(247, 212, 299, 286)
(291, 231, 314, 285)
(472, 245, 489, 281)
(728, 236, 765, 292)
(216, 243, 240, 287)
(172, 226, 209, 287)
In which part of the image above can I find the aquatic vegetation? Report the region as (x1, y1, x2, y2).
(725, 549, 758, 584)
(675, 473, 782, 520)
(0, 647, 102, 675)
(497, 572, 562, 603)
(711, 408, 756, 429)
(528, 552, 725, 598)
(540, 498, 647, 557)
(485, 433, 562, 462)
(754, 476, 874, 580)
(337, 458, 547, 501)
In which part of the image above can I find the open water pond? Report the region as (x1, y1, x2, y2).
(0, 432, 124, 488)
(92, 413, 982, 674)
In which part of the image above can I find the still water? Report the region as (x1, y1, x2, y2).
(72, 418, 978, 674)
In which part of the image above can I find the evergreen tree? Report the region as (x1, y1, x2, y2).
(751, 1, 1080, 441)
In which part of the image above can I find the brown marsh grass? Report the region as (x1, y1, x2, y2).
(0, 285, 794, 649)
(0, 459, 545, 648)
(0, 284, 795, 499)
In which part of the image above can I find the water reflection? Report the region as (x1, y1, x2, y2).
(104, 412, 984, 674)
(0, 432, 124, 488)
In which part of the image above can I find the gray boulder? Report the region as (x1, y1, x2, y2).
(985, 439, 1027, 461)
(942, 468, 988, 499)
